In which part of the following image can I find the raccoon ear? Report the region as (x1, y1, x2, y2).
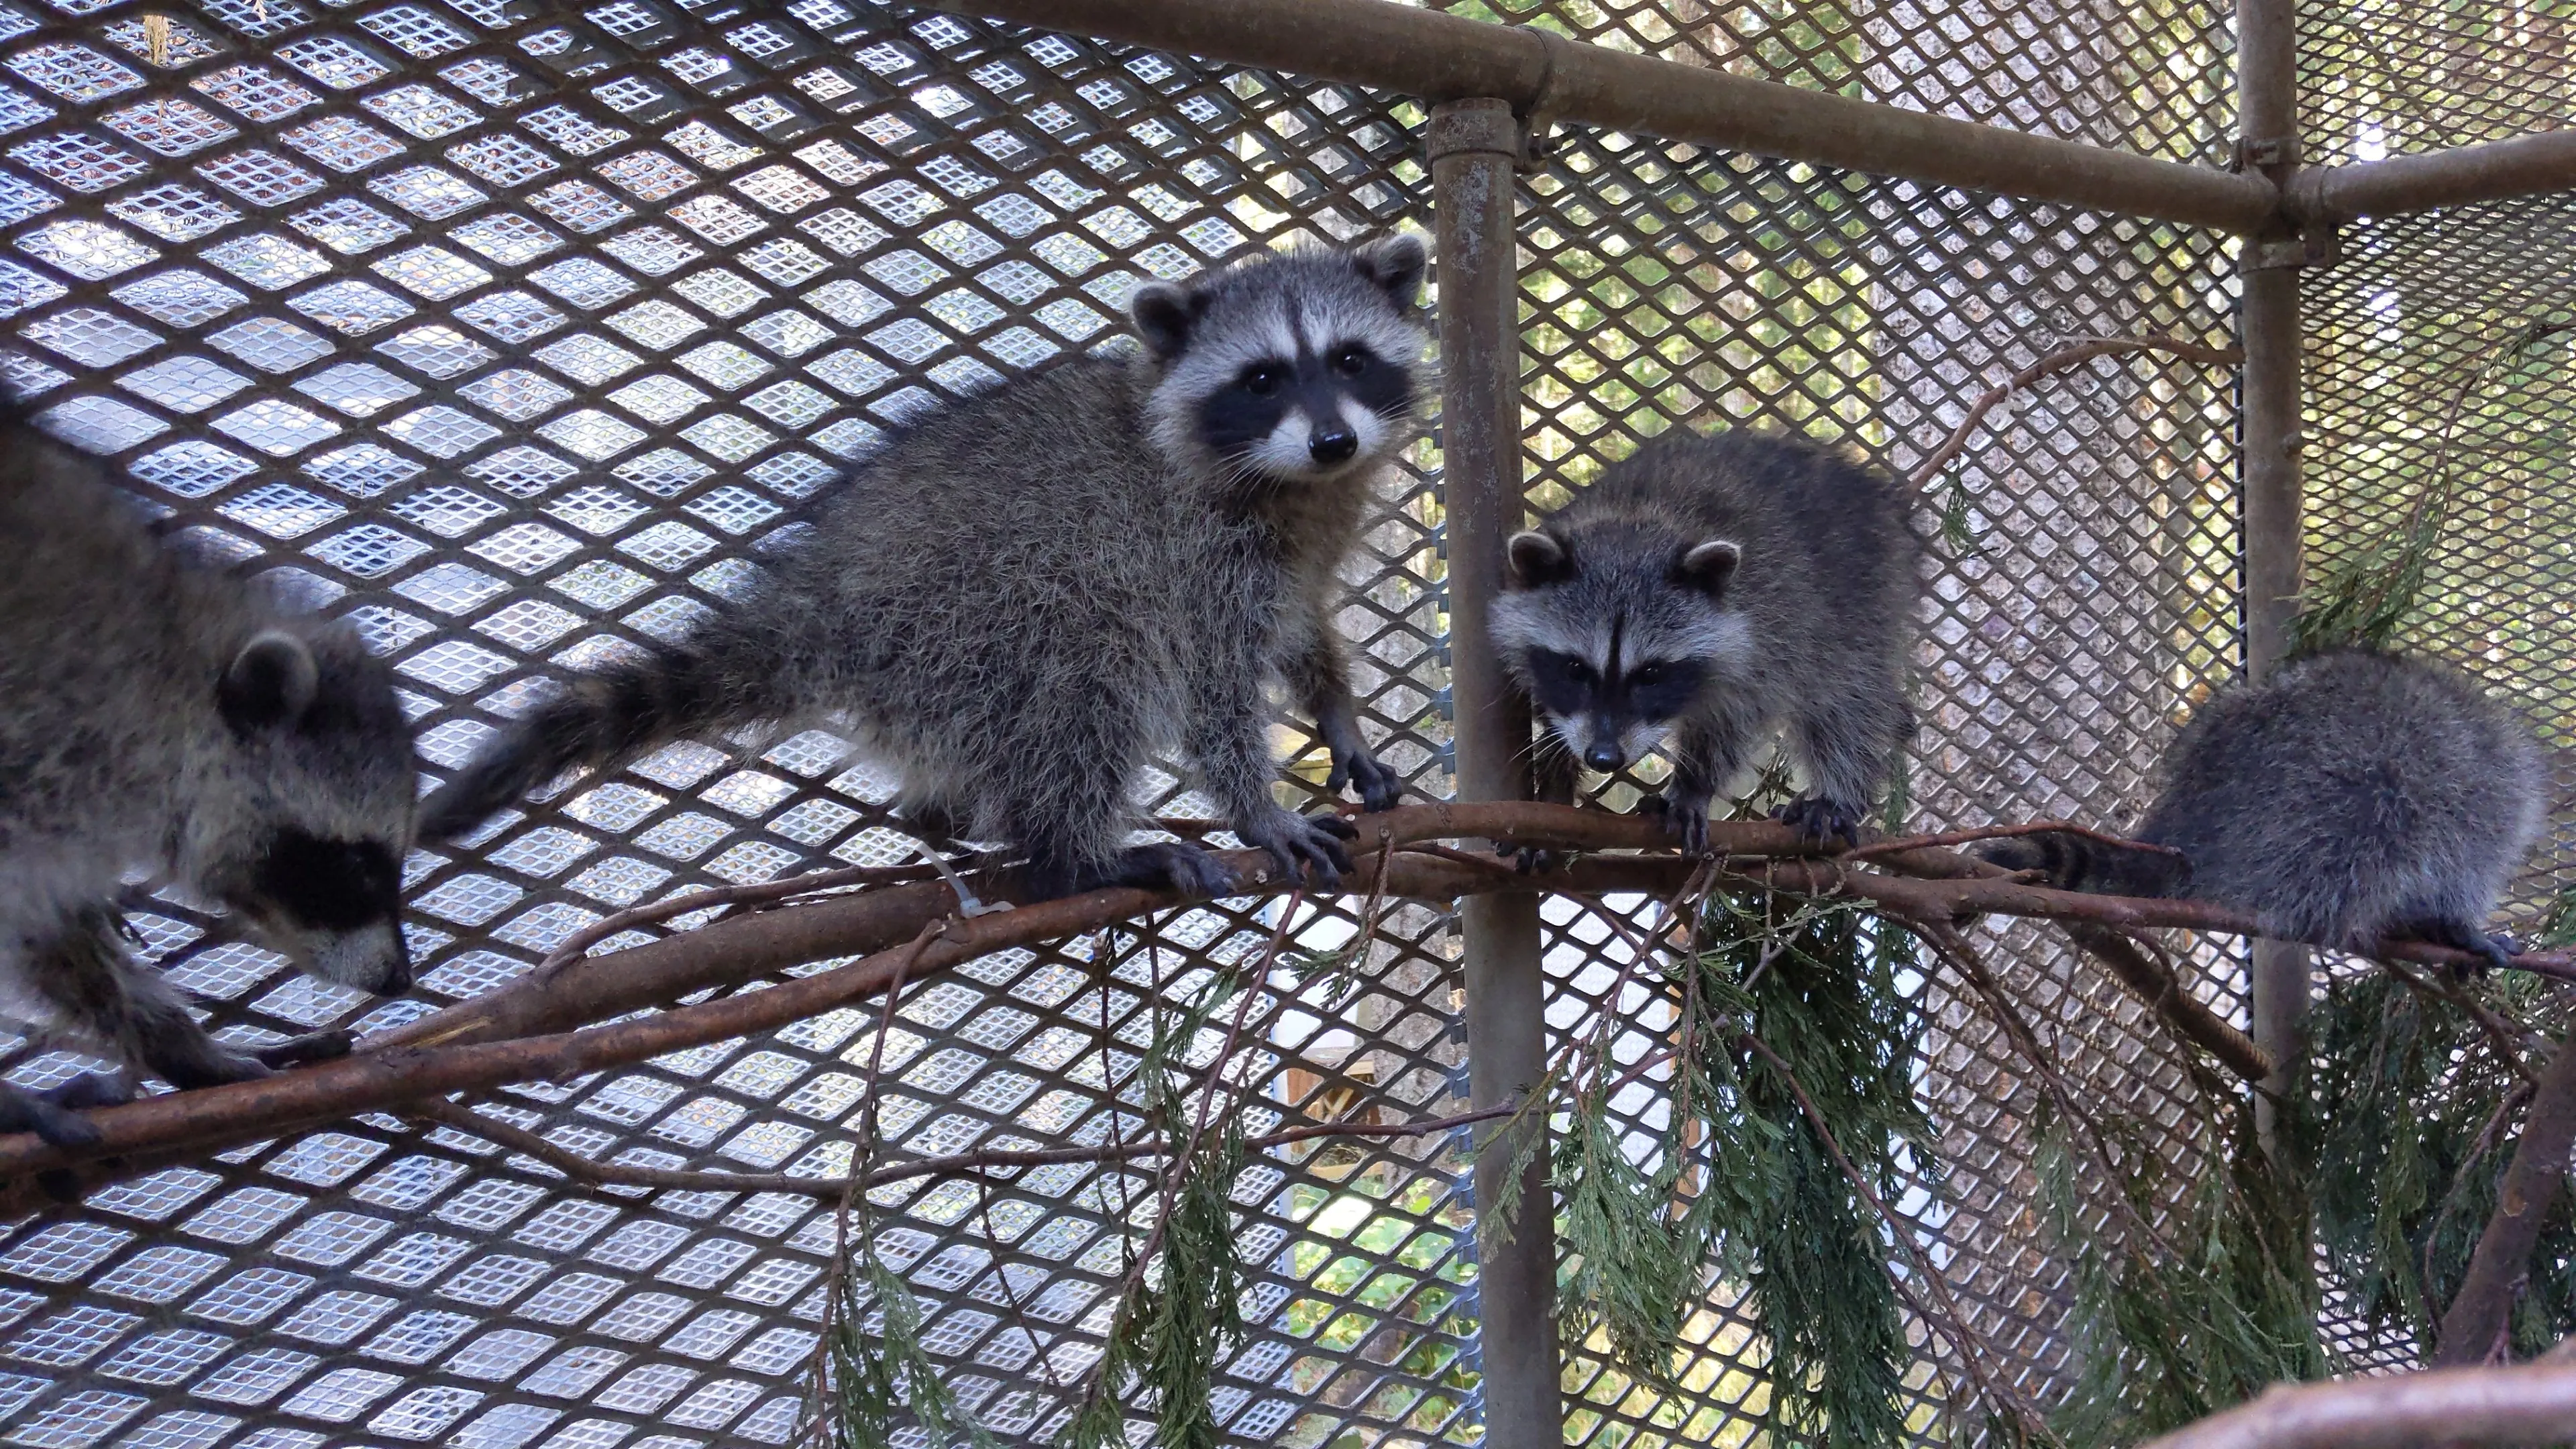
(1353, 233, 1429, 310)
(1130, 282, 1210, 361)
(1674, 539, 1741, 596)
(1505, 530, 1572, 587)
(219, 630, 320, 733)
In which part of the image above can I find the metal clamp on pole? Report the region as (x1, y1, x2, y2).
(1428, 95, 1560, 1449)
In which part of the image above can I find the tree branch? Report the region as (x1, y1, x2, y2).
(2059, 922, 2273, 1083)
(5, 802, 2565, 1212)
(2139, 1360, 2576, 1449)
(2432, 1022, 2576, 1367)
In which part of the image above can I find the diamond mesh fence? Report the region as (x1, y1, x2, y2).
(3, 0, 2554, 1444)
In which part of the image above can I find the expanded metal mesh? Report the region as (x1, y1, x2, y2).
(0, 0, 2482, 1443)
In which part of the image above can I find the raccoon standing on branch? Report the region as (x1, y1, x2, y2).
(1976, 648, 2548, 975)
(423, 235, 1431, 903)
(1491, 429, 1923, 854)
(0, 409, 419, 1147)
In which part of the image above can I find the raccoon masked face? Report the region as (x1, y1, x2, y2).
(1493, 529, 1746, 774)
(1134, 235, 1430, 484)
(203, 631, 417, 996)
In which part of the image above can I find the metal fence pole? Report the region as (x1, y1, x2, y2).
(2237, 0, 2310, 1152)
(1430, 97, 1558, 1445)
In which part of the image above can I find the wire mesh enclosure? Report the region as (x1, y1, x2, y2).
(0, 0, 2569, 1445)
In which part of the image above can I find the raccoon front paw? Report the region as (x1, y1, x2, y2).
(254, 1030, 356, 1072)
(1330, 749, 1405, 814)
(1639, 792, 1712, 856)
(1239, 810, 1357, 892)
(0, 1074, 132, 1148)
(1776, 796, 1865, 850)
(1493, 841, 1561, 874)
(1094, 842, 1239, 901)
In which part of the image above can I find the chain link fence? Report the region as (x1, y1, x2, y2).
(0, 0, 2565, 1444)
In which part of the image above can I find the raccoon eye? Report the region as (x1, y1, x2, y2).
(1330, 346, 1371, 377)
(1242, 364, 1286, 396)
(1630, 663, 1668, 688)
(1562, 659, 1595, 686)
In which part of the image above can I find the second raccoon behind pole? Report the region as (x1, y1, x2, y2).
(1978, 648, 2548, 972)
(422, 237, 1432, 900)
(1490, 428, 1922, 851)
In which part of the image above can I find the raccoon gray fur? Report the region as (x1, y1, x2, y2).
(1976, 648, 2548, 971)
(421, 235, 1432, 901)
(0, 407, 417, 1147)
(1490, 427, 1921, 853)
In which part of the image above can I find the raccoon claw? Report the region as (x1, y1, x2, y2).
(0, 1075, 129, 1148)
(1775, 796, 1865, 850)
(254, 1030, 354, 1071)
(1240, 812, 1354, 893)
(1330, 751, 1405, 815)
(1639, 793, 1711, 856)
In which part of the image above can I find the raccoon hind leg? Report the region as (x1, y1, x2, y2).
(1781, 692, 1911, 849)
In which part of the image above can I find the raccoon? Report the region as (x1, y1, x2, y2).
(421, 235, 1431, 901)
(1490, 427, 1921, 852)
(0, 408, 417, 1146)
(1976, 648, 2549, 971)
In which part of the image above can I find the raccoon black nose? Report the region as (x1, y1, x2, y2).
(1584, 743, 1624, 771)
(1309, 429, 1358, 465)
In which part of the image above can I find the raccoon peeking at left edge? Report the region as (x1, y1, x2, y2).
(1491, 428, 1922, 853)
(423, 235, 1431, 902)
(0, 404, 417, 1147)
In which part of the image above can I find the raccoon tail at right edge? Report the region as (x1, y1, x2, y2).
(419, 647, 736, 846)
(1970, 830, 2191, 900)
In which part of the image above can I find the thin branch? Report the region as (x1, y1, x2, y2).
(1904, 335, 2245, 493)
(1741, 1034, 2053, 1444)
(2139, 1360, 2576, 1449)
(2420, 1078, 2534, 1334)
(1843, 820, 2186, 863)
(2376, 959, 2541, 1087)
(2432, 1022, 2576, 1367)
(2059, 922, 2273, 1083)
(416, 1096, 1517, 1198)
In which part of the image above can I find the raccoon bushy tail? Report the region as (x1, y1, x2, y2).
(420, 646, 740, 845)
(1972, 830, 2192, 900)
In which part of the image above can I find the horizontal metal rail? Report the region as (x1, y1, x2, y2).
(947, 0, 2282, 231)
(2287, 129, 2576, 222)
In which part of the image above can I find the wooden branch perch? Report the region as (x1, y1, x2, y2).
(0, 802, 2561, 1214)
(2141, 1360, 2576, 1449)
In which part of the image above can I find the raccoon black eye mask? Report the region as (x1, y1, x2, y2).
(1491, 425, 1921, 855)
(421, 234, 1434, 906)
(0, 407, 417, 1148)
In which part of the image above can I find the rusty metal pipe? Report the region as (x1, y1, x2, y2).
(938, 0, 2278, 233)
(2288, 130, 2576, 223)
(1430, 97, 1562, 1446)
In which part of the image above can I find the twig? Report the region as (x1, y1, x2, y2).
(534, 861, 943, 978)
(2060, 922, 2273, 1083)
(1904, 335, 2245, 494)
(2139, 1359, 2576, 1449)
(2419, 1079, 2534, 1334)
(2376, 959, 2542, 1087)
(1843, 820, 2188, 862)
(415, 1097, 1519, 1198)
(2432, 1022, 2576, 1366)
(1741, 1034, 2052, 1443)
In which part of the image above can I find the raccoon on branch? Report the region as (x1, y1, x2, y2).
(423, 235, 1432, 902)
(1976, 648, 2548, 973)
(0, 407, 418, 1147)
(1491, 428, 1923, 853)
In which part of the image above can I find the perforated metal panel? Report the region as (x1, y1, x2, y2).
(0, 0, 2474, 1443)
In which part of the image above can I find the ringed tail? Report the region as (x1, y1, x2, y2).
(419, 650, 727, 845)
(1974, 830, 2191, 900)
